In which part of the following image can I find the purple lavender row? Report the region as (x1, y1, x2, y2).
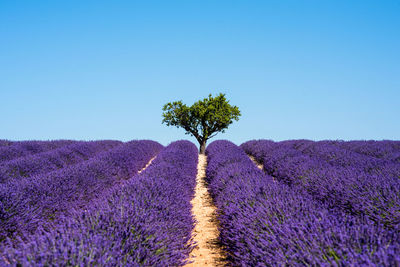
(241, 140, 400, 229)
(0, 140, 163, 242)
(0, 140, 76, 163)
(305, 141, 400, 184)
(1, 140, 198, 266)
(0, 141, 13, 147)
(279, 139, 400, 203)
(0, 140, 122, 183)
(333, 140, 400, 163)
(242, 139, 399, 176)
(285, 140, 400, 178)
(207, 140, 399, 266)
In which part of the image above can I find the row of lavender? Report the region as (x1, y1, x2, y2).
(206, 140, 399, 266)
(1, 140, 197, 266)
(334, 140, 400, 162)
(288, 140, 400, 178)
(0, 140, 77, 163)
(0, 140, 13, 147)
(0, 140, 163, 243)
(241, 140, 400, 229)
(0, 140, 122, 183)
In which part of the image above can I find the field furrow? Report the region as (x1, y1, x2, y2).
(0, 139, 398, 266)
(186, 154, 227, 266)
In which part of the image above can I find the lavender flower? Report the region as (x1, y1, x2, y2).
(0, 140, 163, 242)
(0, 140, 121, 183)
(1, 140, 197, 266)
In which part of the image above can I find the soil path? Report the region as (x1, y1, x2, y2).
(248, 155, 278, 182)
(185, 154, 227, 266)
(249, 155, 263, 170)
(138, 156, 156, 174)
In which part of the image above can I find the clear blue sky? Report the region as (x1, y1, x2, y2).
(1, 0, 399, 145)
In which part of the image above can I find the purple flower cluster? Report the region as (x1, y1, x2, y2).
(0, 140, 75, 163)
(0, 140, 121, 183)
(241, 140, 400, 229)
(285, 140, 400, 177)
(0, 141, 13, 147)
(0, 140, 162, 242)
(1, 140, 197, 266)
(333, 140, 400, 163)
(207, 140, 399, 266)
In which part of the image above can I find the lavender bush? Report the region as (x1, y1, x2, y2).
(0, 140, 75, 163)
(287, 140, 399, 176)
(241, 140, 400, 229)
(0, 140, 121, 183)
(333, 140, 400, 163)
(0, 141, 12, 147)
(1, 140, 197, 266)
(207, 140, 399, 266)
(0, 140, 162, 242)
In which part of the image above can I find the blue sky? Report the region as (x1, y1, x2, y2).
(1, 0, 399, 145)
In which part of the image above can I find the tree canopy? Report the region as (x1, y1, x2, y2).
(162, 93, 241, 154)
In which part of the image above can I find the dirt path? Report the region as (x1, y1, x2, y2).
(248, 155, 278, 182)
(249, 155, 263, 170)
(138, 156, 156, 174)
(185, 154, 227, 266)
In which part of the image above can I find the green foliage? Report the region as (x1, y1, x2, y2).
(162, 93, 241, 150)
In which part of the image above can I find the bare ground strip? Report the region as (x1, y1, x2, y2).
(185, 154, 227, 266)
(248, 155, 279, 183)
(138, 156, 156, 174)
(248, 155, 263, 170)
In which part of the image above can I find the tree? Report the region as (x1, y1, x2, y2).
(162, 93, 241, 154)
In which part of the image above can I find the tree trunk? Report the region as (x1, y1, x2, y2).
(199, 140, 207, 154)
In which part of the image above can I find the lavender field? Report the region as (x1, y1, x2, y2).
(0, 139, 399, 266)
